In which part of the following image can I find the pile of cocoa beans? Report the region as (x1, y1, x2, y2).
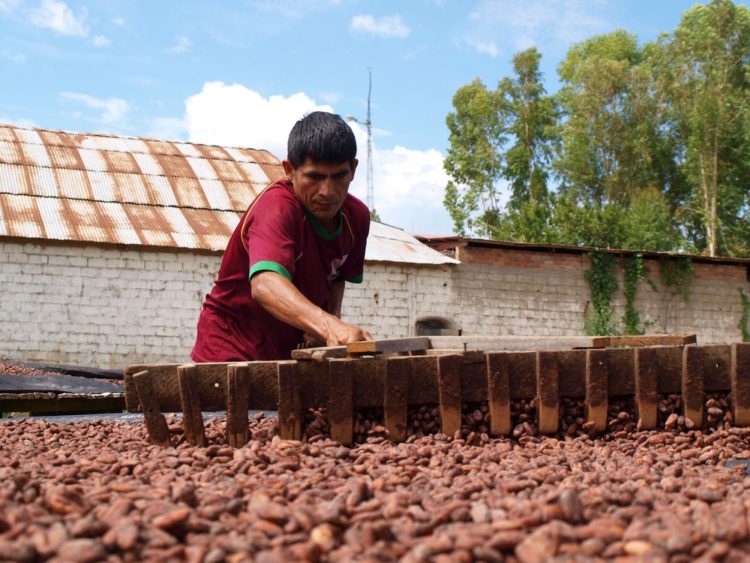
(3, 398, 750, 562)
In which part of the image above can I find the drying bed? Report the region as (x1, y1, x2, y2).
(2, 409, 750, 562)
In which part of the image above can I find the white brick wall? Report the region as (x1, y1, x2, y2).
(1, 240, 748, 368)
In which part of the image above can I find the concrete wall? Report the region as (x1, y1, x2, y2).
(346, 248, 750, 345)
(1, 239, 748, 369)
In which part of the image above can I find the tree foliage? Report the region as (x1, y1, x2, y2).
(443, 0, 750, 258)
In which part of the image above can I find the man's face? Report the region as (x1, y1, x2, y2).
(283, 158, 358, 227)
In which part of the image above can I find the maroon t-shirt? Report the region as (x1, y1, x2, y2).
(191, 178, 370, 362)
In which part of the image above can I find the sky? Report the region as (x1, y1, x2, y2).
(0, 0, 725, 235)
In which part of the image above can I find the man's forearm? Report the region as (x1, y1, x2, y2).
(251, 271, 370, 345)
(326, 279, 345, 318)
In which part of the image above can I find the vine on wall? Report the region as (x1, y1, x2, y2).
(623, 254, 646, 335)
(584, 251, 619, 336)
(659, 256, 693, 302)
(740, 289, 750, 342)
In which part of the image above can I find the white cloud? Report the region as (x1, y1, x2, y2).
(60, 92, 129, 126)
(30, 0, 88, 37)
(167, 35, 191, 54)
(112, 16, 126, 26)
(92, 35, 110, 47)
(318, 91, 343, 106)
(466, 0, 610, 52)
(467, 38, 499, 58)
(184, 82, 331, 159)
(146, 117, 187, 141)
(350, 14, 410, 38)
(355, 144, 452, 235)
(0, 115, 36, 128)
(182, 82, 454, 235)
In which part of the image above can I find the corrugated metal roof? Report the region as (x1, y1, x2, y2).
(367, 221, 459, 265)
(0, 123, 457, 265)
(0, 124, 282, 251)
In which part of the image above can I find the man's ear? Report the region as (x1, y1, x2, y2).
(350, 158, 359, 179)
(282, 160, 294, 178)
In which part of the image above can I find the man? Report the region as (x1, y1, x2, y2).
(191, 112, 372, 362)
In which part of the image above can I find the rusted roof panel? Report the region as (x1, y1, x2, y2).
(0, 124, 283, 251)
(0, 123, 456, 265)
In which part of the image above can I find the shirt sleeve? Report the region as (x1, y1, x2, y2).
(244, 188, 300, 281)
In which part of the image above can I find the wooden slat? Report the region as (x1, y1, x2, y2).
(732, 343, 750, 426)
(277, 361, 302, 440)
(437, 355, 463, 437)
(682, 346, 704, 427)
(328, 359, 354, 446)
(486, 352, 511, 436)
(429, 335, 597, 352)
(346, 337, 431, 356)
(132, 370, 171, 447)
(536, 352, 559, 434)
(178, 364, 206, 447)
(291, 346, 347, 361)
(593, 334, 697, 348)
(585, 349, 608, 432)
(226, 364, 250, 448)
(384, 357, 410, 442)
(635, 349, 659, 430)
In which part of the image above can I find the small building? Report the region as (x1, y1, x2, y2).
(0, 124, 455, 368)
(1, 124, 748, 369)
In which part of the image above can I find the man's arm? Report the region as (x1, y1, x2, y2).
(326, 279, 346, 318)
(251, 271, 371, 346)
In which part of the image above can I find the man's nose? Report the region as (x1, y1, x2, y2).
(319, 176, 336, 196)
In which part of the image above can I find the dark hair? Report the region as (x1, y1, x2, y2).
(287, 111, 357, 168)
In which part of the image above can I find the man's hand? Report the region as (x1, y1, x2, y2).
(322, 316, 373, 346)
(252, 271, 372, 348)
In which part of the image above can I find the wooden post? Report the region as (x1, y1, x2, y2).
(732, 343, 750, 426)
(277, 361, 302, 440)
(132, 370, 171, 447)
(536, 351, 559, 435)
(682, 345, 704, 427)
(178, 364, 206, 446)
(437, 355, 462, 437)
(226, 364, 250, 448)
(384, 357, 410, 442)
(635, 349, 658, 430)
(486, 352, 511, 436)
(585, 349, 608, 432)
(328, 359, 354, 446)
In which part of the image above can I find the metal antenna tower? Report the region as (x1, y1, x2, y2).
(364, 68, 374, 212)
(347, 68, 375, 213)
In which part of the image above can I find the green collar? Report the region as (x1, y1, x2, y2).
(303, 207, 342, 240)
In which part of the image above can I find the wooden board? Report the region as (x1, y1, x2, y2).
(429, 335, 598, 351)
(593, 334, 697, 348)
(347, 337, 431, 356)
(291, 346, 347, 361)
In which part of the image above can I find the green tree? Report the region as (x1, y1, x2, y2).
(556, 30, 668, 209)
(444, 79, 505, 237)
(498, 47, 558, 208)
(444, 50, 558, 240)
(652, 0, 750, 256)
